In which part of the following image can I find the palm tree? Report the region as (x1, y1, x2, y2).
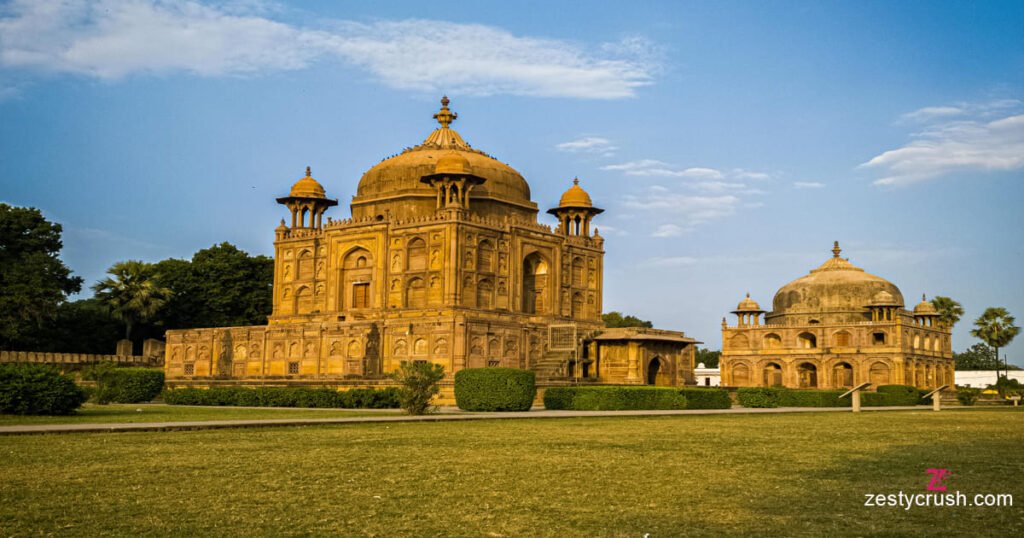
(931, 296, 964, 328)
(92, 260, 171, 341)
(970, 307, 1020, 380)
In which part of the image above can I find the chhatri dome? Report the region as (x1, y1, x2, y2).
(352, 96, 534, 220)
(913, 294, 938, 315)
(558, 178, 595, 208)
(288, 166, 327, 198)
(767, 241, 904, 324)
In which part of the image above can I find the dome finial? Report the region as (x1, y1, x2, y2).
(573, 177, 580, 186)
(922, 293, 927, 301)
(305, 166, 311, 177)
(746, 292, 750, 298)
(434, 96, 457, 128)
(832, 241, 841, 258)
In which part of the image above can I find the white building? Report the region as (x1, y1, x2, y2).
(694, 363, 721, 387)
(954, 370, 1024, 388)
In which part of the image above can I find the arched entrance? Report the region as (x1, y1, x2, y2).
(647, 357, 661, 385)
(832, 362, 853, 388)
(522, 253, 548, 314)
(798, 363, 818, 388)
(763, 363, 783, 387)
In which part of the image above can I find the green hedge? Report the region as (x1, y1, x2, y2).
(542, 387, 577, 410)
(94, 368, 165, 404)
(543, 386, 686, 411)
(0, 364, 87, 415)
(679, 388, 732, 409)
(454, 368, 535, 411)
(163, 387, 400, 408)
(778, 389, 850, 408)
(864, 385, 924, 407)
(737, 387, 782, 408)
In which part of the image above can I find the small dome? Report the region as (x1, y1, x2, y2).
(914, 294, 938, 314)
(871, 290, 899, 305)
(735, 293, 762, 312)
(558, 178, 593, 208)
(434, 151, 473, 176)
(289, 167, 326, 198)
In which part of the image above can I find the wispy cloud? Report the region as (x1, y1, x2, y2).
(0, 0, 658, 99)
(863, 101, 1024, 186)
(555, 136, 617, 156)
(602, 160, 772, 236)
(793, 181, 824, 189)
(898, 99, 1021, 123)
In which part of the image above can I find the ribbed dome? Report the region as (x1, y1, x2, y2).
(558, 178, 593, 208)
(767, 242, 904, 324)
(355, 97, 531, 204)
(914, 295, 937, 314)
(734, 293, 763, 312)
(290, 167, 327, 198)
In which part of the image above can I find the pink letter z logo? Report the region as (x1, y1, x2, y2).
(926, 468, 950, 491)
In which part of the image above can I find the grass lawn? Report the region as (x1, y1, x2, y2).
(0, 403, 399, 425)
(0, 409, 1021, 536)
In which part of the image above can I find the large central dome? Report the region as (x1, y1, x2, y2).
(351, 97, 534, 219)
(766, 242, 904, 324)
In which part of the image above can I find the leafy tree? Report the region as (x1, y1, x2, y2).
(0, 204, 82, 348)
(392, 361, 445, 415)
(954, 343, 1000, 370)
(695, 347, 721, 368)
(931, 296, 964, 328)
(602, 311, 653, 328)
(92, 260, 170, 341)
(153, 243, 273, 329)
(970, 307, 1021, 379)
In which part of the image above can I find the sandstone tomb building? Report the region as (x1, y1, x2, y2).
(164, 98, 696, 390)
(720, 242, 953, 389)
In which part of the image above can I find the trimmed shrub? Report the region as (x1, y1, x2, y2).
(956, 387, 980, 406)
(542, 386, 686, 411)
(679, 388, 732, 409)
(737, 387, 782, 408)
(542, 387, 578, 410)
(93, 368, 165, 404)
(163, 386, 400, 408)
(864, 385, 921, 407)
(778, 389, 850, 408)
(0, 364, 87, 415)
(455, 368, 536, 411)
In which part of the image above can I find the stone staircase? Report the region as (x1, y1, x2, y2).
(532, 351, 573, 382)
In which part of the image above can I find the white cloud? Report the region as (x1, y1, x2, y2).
(793, 181, 824, 189)
(899, 99, 1022, 123)
(0, 0, 657, 99)
(555, 136, 617, 155)
(651, 224, 685, 238)
(863, 110, 1024, 186)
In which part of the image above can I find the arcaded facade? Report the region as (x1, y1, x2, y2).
(164, 98, 696, 387)
(720, 243, 953, 390)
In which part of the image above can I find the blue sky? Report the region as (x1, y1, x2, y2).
(1, 0, 1023, 363)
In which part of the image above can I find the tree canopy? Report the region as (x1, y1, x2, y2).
(602, 311, 654, 328)
(970, 307, 1021, 378)
(695, 348, 721, 368)
(0, 204, 83, 349)
(954, 343, 1000, 370)
(92, 260, 171, 340)
(153, 242, 273, 329)
(931, 296, 964, 328)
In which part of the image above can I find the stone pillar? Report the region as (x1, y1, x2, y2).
(116, 339, 133, 357)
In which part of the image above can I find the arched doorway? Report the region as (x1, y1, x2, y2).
(763, 363, 783, 387)
(647, 357, 661, 385)
(870, 361, 891, 387)
(798, 363, 818, 388)
(832, 362, 854, 388)
(522, 253, 548, 314)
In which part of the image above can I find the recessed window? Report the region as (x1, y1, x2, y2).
(872, 332, 886, 345)
(183, 363, 195, 376)
(413, 359, 428, 366)
(288, 361, 300, 375)
(487, 360, 501, 368)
